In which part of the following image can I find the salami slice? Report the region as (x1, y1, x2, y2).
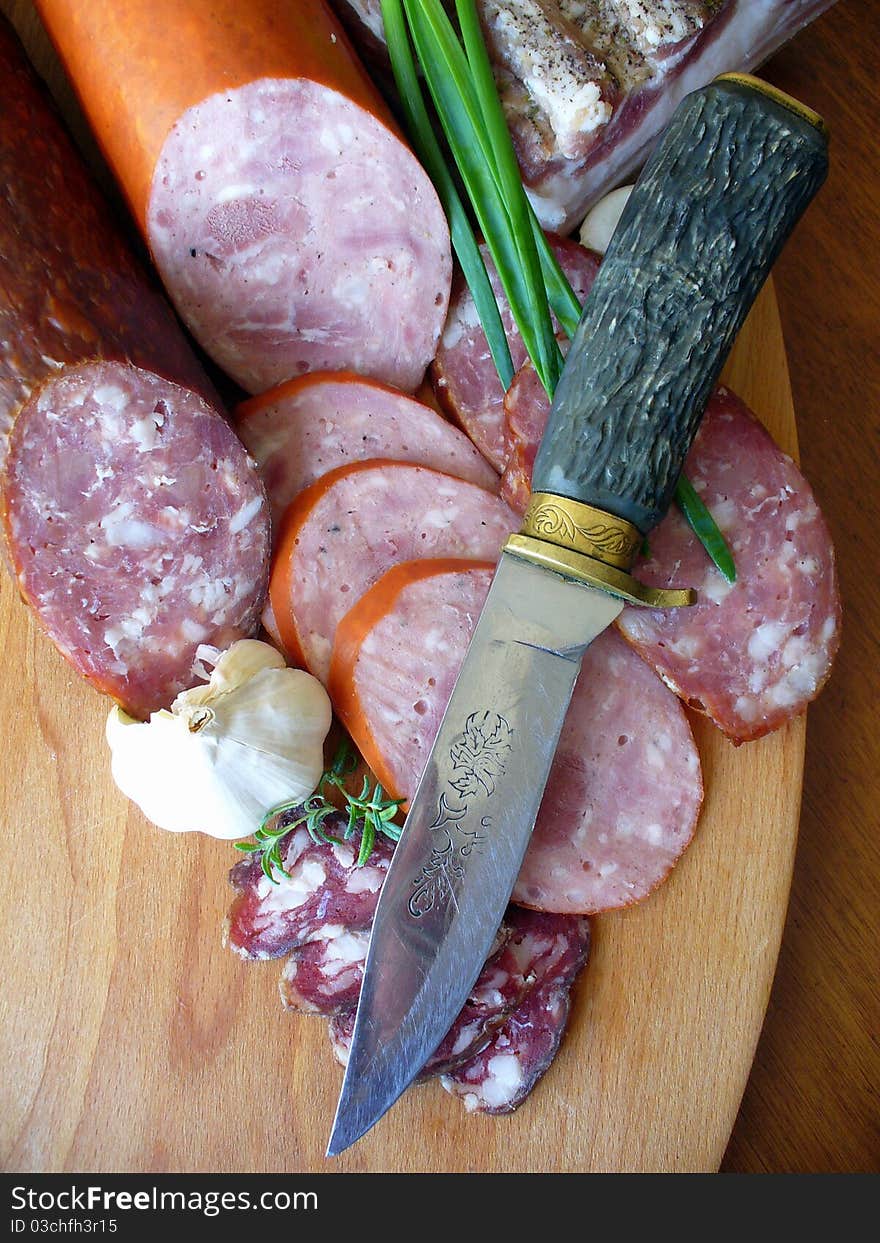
(280, 929, 370, 1014)
(431, 237, 599, 470)
(269, 462, 518, 680)
(616, 387, 841, 742)
(37, 0, 451, 395)
(500, 354, 555, 514)
(439, 978, 574, 1115)
(1, 361, 270, 718)
(328, 908, 590, 1085)
(329, 558, 702, 913)
(236, 371, 499, 536)
(224, 817, 393, 960)
(0, 16, 214, 465)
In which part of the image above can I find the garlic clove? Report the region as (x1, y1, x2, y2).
(178, 638, 287, 707)
(106, 641, 332, 840)
(579, 184, 634, 256)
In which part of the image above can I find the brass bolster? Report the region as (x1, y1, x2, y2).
(513, 493, 696, 609)
(714, 73, 828, 137)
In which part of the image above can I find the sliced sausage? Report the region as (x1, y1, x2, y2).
(1, 362, 270, 718)
(616, 387, 841, 742)
(236, 371, 499, 536)
(269, 463, 518, 680)
(328, 907, 590, 1086)
(224, 818, 393, 960)
(280, 929, 370, 1015)
(0, 15, 214, 465)
(329, 559, 495, 798)
(328, 558, 703, 913)
(431, 236, 599, 470)
(36, 0, 452, 395)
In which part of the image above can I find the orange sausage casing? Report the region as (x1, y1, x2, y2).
(35, 0, 453, 396)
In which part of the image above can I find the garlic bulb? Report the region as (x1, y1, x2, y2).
(106, 640, 332, 839)
(578, 184, 634, 256)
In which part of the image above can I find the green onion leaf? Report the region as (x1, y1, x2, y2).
(381, 0, 514, 388)
(674, 474, 737, 583)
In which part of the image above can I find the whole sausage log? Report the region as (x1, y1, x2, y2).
(0, 15, 213, 464)
(0, 19, 271, 718)
(35, 0, 453, 395)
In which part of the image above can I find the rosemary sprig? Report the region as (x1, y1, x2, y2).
(384, 0, 736, 581)
(234, 738, 403, 883)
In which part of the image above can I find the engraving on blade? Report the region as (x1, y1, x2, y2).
(410, 710, 514, 917)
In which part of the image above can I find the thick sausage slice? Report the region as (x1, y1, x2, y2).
(269, 463, 518, 680)
(495, 373, 841, 743)
(431, 236, 599, 470)
(36, 0, 452, 395)
(236, 371, 499, 536)
(328, 558, 702, 914)
(616, 387, 841, 742)
(0, 15, 214, 464)
(2, 362, 270, 718)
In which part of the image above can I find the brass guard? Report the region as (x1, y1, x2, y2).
(512, 493, 696, 609)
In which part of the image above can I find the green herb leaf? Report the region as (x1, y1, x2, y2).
(399, 0, 562, 397)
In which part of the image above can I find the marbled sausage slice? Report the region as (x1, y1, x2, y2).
(328, 559, 702, 913)
(328, 908, 591, 1084)
(224, 818, 393, 960)
(439, 978, 574, 1115)
(236, 371, 498, 536)
(431, 237, 599, 470)
(147, 79, 450, 395)
(280, 929, 370, 1014)
(1, 361, 270, 718)
(616, 387, 841, 742)
(269, 462, 518, 680)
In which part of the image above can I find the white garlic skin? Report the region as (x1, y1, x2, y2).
(578, 185, 634, 256)
(106, 640, 332, 839)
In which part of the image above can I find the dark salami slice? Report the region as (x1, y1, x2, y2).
(0, 16, 214, 465)
(500, 354, 554, 514)
(616, 387, 841, 742)
(1, 361, 270, 718)
(328, 908, 590, 1083)
(439, 979, 574, 1115)
(431, 237, 599, 470)
(280, 929, 370, 1014)
(269, 462, 517, 681)
(329, 559, 702, 913)
(236, 371, 498, 536)
(224, 816, 393, 960)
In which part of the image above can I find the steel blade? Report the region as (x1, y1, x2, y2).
(327, 552, 622, 1155)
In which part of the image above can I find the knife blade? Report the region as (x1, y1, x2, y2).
(328, 74, 828, 1156)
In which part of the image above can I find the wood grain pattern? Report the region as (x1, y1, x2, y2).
(1, 0, 873, 1175)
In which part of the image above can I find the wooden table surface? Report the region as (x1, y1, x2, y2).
(0, 0, 877, 1175)
(720, 0, 880, 1173)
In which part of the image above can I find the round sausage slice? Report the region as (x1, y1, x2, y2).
(269, 463, 518, 680)
(236, 371, 499, 536)
(1, 361, 270, 718)
(328, 558, 703, 914)
(617, 387, 841, 742)
(431, 236, 599, 470)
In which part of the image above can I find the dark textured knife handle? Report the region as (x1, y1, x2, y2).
(531, 77, 828, 534)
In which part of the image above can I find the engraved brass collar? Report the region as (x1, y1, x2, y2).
(511, 493, 695, 609)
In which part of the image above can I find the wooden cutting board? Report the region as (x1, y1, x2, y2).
(0, 1, 804, 1176)
(0, 300, 803, 1175)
